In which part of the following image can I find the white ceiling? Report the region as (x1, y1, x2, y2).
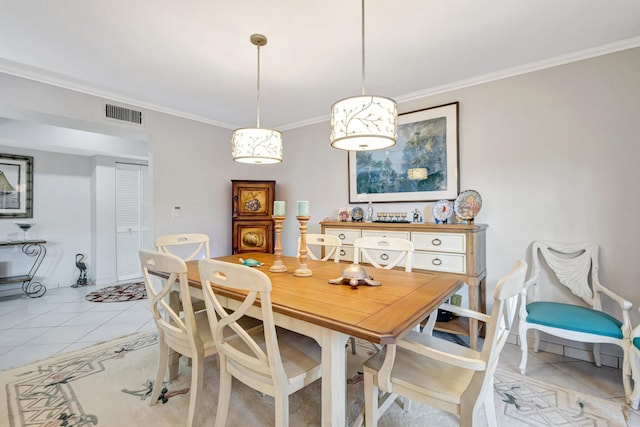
(1, 0, 639, 131)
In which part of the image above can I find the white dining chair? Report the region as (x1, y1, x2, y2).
(362, 261, 527, 427)
(297, 233, 341, 263)
(350, 236, 415, 353)
(518, 241, 632, 400)
(198, 258, 323, 427)
(139, 249, 215, 427)
(156, 233, 211, 313)
(354, 236, 414, 272)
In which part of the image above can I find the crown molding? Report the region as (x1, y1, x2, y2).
(2, 36, 639, 131)
(396, 36, 640, 105)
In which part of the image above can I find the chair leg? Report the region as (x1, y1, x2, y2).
(627, 351, 640, 410)
(593, 343, 602, 367)
(214, 363, 232, 427)
(459, 408, 473, 427)
(350, 336, 357, 354)
(186, 352, 204, 427)
(483, 385, 497, 427)
(274, 393, 289, 427)
(518, 327, 529, 375)
(150, 340, 169, 406)
(363, 371, 378, 427)
(532, 329, 540, 353)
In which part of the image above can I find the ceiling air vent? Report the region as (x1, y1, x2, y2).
(105, 103, 143, 125)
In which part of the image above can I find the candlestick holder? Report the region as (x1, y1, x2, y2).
(293, 215, 312, 277)
(270, 215, 288, 273)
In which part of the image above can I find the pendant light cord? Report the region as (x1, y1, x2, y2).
(361, 0, 366, 95)
(256, 43, 261, 128)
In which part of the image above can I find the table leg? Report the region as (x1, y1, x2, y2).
(321, 328, 350, 427)
(467, 277, 485, 350)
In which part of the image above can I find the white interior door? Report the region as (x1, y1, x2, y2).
(116, 163, 150, 281)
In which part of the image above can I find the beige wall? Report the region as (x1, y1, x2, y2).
(283, 48, 640, 325)
(0, 47, 638, 335)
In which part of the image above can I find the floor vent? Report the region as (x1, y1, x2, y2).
(105, 103, 143, 125)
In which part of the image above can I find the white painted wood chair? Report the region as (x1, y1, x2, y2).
(518, 241, 632, 399)
(626, 314, 640, 409)
(351, 236, 414, 353)
(297, 233, 341, 262)
(139, 249, 215, 427)
(156, 233, 211, 312)
(198, 258, 323, 427)
(354, 236, 414, 272)
(155, 233, 210, 261)
(362, 261, 527, 427)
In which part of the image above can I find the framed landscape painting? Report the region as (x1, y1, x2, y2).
(348, 102, 459, 203)
(0, 154, 33, 218)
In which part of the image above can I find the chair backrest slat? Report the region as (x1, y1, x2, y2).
(298, 233, 342, 263)
(531, 241, 597, 306)
(156, 233, 211, 261)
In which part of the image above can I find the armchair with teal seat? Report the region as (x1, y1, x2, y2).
(518, 241, 632, 399)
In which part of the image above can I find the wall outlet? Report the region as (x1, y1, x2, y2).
(172, 206, 181, 219)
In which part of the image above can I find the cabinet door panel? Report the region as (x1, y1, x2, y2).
(232, 180, 275, 218)
(233, 221, 274, 254)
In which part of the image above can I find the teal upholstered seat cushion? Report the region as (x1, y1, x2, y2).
(634, 337, 640, 350)
(526, 301, 623, 339)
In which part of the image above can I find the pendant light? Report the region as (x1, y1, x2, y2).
(232, 34, 283, 164)
(330, 0, 397, 151)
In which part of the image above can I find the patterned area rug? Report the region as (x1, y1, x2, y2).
(0, 332, 629, 426)
(85, 282, 146, 303)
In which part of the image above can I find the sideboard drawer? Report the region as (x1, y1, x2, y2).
(361, 230, 410, 240)
(412, 232, 465, 253)
(360, 248, 409, 270)
(336, 246, 355, 262)
(325, 228, 361, 245)
(413, 251, 466, 274)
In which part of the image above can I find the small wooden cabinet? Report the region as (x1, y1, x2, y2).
(320, 221, 487, 348)
(231, 180, 275, 254)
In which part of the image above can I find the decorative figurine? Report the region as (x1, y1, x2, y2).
(72, 253, 88, 288)
(351, 206, 364, 222)
(412, 208, 423, 223)
(338, 207, 350, 222)
(366, 201, 374, 222)
(239, 258, 264, 267)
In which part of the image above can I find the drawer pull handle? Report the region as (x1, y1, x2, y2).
(432, 258, 442, 266)
(432, 238, 442, 246)
(340, 249, 346, 256)
(380, 253, 389, 261)
(338, 233, 346, 240)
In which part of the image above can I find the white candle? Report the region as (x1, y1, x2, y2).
(297, 200, 309, 216)
(274, 201, 285, 216)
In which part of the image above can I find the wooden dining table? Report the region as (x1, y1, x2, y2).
(166, 252, 462, 427)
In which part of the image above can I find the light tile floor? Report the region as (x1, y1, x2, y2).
(0, 285, 638, 425)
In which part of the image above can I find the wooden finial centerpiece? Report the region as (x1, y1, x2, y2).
(294, 215, 312, 277)
(270, 215, 287, 272)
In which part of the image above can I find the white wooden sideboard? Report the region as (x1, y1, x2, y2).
(320, 221, 487, 349)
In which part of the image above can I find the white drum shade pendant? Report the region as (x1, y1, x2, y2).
(330, 0, 397, 151)
(232, 34, 283, 164)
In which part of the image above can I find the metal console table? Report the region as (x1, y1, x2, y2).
(0, 240, 47, 297)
